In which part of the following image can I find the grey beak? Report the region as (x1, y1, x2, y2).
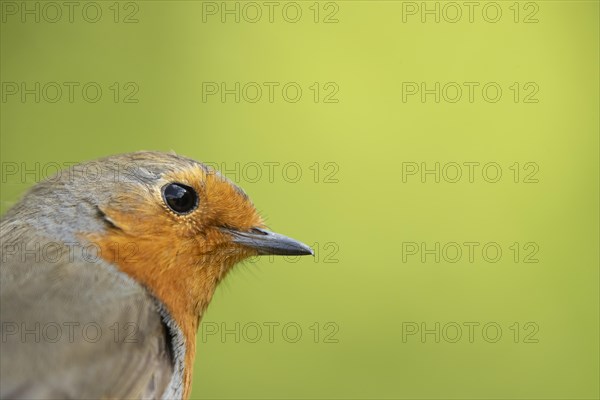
(222, 227, 314, 256)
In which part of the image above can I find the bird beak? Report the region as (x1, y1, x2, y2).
(222, 227, 314, 256)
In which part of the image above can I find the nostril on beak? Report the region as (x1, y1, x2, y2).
(250, 227, 269, 235)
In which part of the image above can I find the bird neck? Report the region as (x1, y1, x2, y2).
(84, 232, 228, 400)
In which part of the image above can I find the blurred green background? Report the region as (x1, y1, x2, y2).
(1, 1, 598, 398)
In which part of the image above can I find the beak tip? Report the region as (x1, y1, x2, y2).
(289, 238, 314, 257)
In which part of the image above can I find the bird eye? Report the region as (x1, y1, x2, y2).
(162, 183, 199, 215)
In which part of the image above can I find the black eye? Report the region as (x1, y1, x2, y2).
(162, 183, 198, 215)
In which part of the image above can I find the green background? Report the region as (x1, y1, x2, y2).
(1, 1, 598, 398)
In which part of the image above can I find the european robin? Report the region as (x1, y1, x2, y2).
(0, 151, 313, 399)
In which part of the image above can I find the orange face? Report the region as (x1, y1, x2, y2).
(94, 165, 265, 267)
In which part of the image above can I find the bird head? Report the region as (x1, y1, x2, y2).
(90, 152, 313, 267)
(10, 151, 312, 356)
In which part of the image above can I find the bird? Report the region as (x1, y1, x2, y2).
(0, 151, 313, 400)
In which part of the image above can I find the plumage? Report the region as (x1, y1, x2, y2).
(0, 151, 312, 399)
